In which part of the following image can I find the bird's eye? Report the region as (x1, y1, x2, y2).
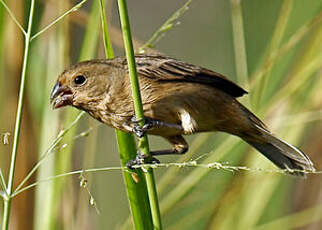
(74, 75, 86, 85)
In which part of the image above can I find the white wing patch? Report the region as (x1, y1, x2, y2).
(179, 109, 198, 134)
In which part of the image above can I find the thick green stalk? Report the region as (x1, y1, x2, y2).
(98, 0, 153, 228)
(2, 0, 35, 229)
(117, 0, 162, 229)
(117, 132, 154, 229)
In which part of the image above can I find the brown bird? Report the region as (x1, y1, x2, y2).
(50, 55, 315, 176)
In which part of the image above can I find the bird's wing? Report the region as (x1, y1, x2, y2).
(135, 55, 247, 98)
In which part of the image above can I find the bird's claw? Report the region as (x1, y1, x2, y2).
(131, 116, 152, 138)
(126, 152, 160, 169)
(132, 123, 152, 138)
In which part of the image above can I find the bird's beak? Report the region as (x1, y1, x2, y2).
(50, 82, 73, 109)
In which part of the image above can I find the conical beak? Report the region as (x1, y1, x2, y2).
(50, 82, 73, 109)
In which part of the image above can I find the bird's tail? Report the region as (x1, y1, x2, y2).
(234, 105, 315, 177)
(245, 132, 315, 176)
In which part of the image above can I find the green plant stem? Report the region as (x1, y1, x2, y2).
(117, 0, 162, 229)
(30, 0, 88, 41)
(98, 0, 154, 228)
(139, 0, 193, 53)
(2, 0, 35, 229)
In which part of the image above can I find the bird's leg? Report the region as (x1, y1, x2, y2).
(126, 135, 188, 168)
(131, 116, 182, 138)
(150, 135, 188, 156)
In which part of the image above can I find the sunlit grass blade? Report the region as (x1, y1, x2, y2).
(230, 0, 249, 89)
(264, 26, 322, 110)
(33, 35, 62, 230)
(252, 0, 293, 108)
(249, 11, 322, 90)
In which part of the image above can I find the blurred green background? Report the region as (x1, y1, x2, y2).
(0, 0, 321, 229)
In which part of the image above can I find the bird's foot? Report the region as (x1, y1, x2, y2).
(126, 151, 160, 169)
(131, 116, 153, 138)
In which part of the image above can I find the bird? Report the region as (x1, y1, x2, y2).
(50, 54, 315, 176)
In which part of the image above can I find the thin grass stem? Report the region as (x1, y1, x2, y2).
(0, 0, 26, 35)
(13, 112, 85, 195)
(13, 166, 124, 197)
(30, 0, 88, 41)
(12, 158, 322, 198)
(139, 0, 193, 53)
(2, 0, 35, 229)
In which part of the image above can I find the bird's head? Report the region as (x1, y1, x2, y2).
(50, 60, 121, 111)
